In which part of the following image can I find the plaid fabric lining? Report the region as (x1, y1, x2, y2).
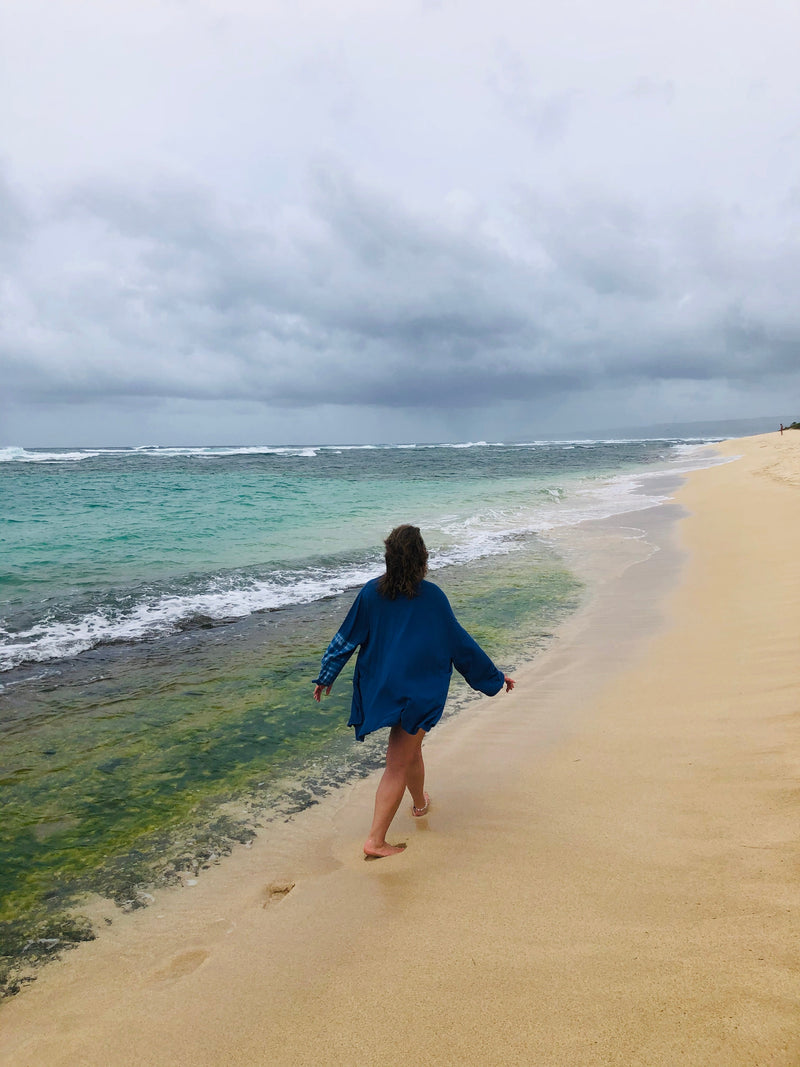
(314, 632, 358, 686)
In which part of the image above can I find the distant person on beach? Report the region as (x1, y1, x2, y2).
(313, 524, 515, 858)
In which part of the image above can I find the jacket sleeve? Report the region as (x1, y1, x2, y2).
(450, 621, 505, 695)
(441, 590, 504, 695)
(313, 588, 370, 687)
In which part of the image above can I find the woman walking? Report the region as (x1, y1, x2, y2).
(313, 525, 515, 858)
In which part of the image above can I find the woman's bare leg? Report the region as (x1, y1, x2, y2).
(363, 725, 426, 857)
(405, 740, 427, 812)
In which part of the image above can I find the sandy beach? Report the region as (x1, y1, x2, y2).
(1, 431, 798, 1066)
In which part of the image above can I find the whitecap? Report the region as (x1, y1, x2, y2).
(0, 447, 105, 463)
(1, 438, 727, 671)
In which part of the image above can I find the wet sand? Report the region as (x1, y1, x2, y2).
(1, 431, 798, 1066)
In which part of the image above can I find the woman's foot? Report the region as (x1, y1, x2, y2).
(363, 840, 407, 858)
(411, 792, 430, 817)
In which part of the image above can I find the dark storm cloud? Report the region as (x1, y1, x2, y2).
(2, 156, 799, 418)
(520, 192, 665, 299)
(2, 0, 799, 444)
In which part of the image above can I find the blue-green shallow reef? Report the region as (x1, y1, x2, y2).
(0, 544, 581, 995)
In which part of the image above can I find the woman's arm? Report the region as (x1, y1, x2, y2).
(312, 587, 370, 693)
(439, 586, 513, 696)
(450, 618, 506, 695)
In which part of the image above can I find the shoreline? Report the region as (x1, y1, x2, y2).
(0, 524, 581, 971)
(1, 432, 798, 1065)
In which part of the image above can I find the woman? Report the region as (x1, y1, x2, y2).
(313, 525, 515, 858)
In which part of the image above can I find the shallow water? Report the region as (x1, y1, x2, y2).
(0, 546, 580, 926)
(1, 440, 712, 671)
(0, 439, 723, 973)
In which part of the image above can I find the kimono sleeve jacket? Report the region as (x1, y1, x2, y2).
(314, 578, 505, 741)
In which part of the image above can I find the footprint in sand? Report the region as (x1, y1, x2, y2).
(262, 881, 295, 908)
(152, 949, 209, 981)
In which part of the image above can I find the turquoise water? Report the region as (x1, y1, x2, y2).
(0, 439, 717, 983)
(1, 440, 709, 667)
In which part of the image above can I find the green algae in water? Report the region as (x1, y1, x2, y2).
(0, 544, 581, 989)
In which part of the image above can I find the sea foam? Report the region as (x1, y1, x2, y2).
(1, 439, 726, 671)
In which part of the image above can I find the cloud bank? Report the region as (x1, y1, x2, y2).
(1, 0, 798, 443)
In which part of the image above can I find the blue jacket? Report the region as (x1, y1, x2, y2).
(314, 578, 505, 740)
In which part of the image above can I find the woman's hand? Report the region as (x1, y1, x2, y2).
(504, 675, 515, 692)
(313, 683, 332, 702)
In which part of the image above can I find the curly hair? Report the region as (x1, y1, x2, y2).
(377, 524, 429, 600)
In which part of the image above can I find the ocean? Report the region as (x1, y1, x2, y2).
(0, 439, 722, 973)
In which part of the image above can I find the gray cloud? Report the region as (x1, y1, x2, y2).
(3, 157, 798, 425)
(2, 0, 799, 444)
(626, 77, 676, 105)
(0, 172, 31, 261)
(489, 45, 577, 147)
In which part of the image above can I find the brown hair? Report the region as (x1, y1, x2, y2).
(377, 524, 429, 600)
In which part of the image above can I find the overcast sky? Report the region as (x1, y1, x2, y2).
(1, 0, 798, 445)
